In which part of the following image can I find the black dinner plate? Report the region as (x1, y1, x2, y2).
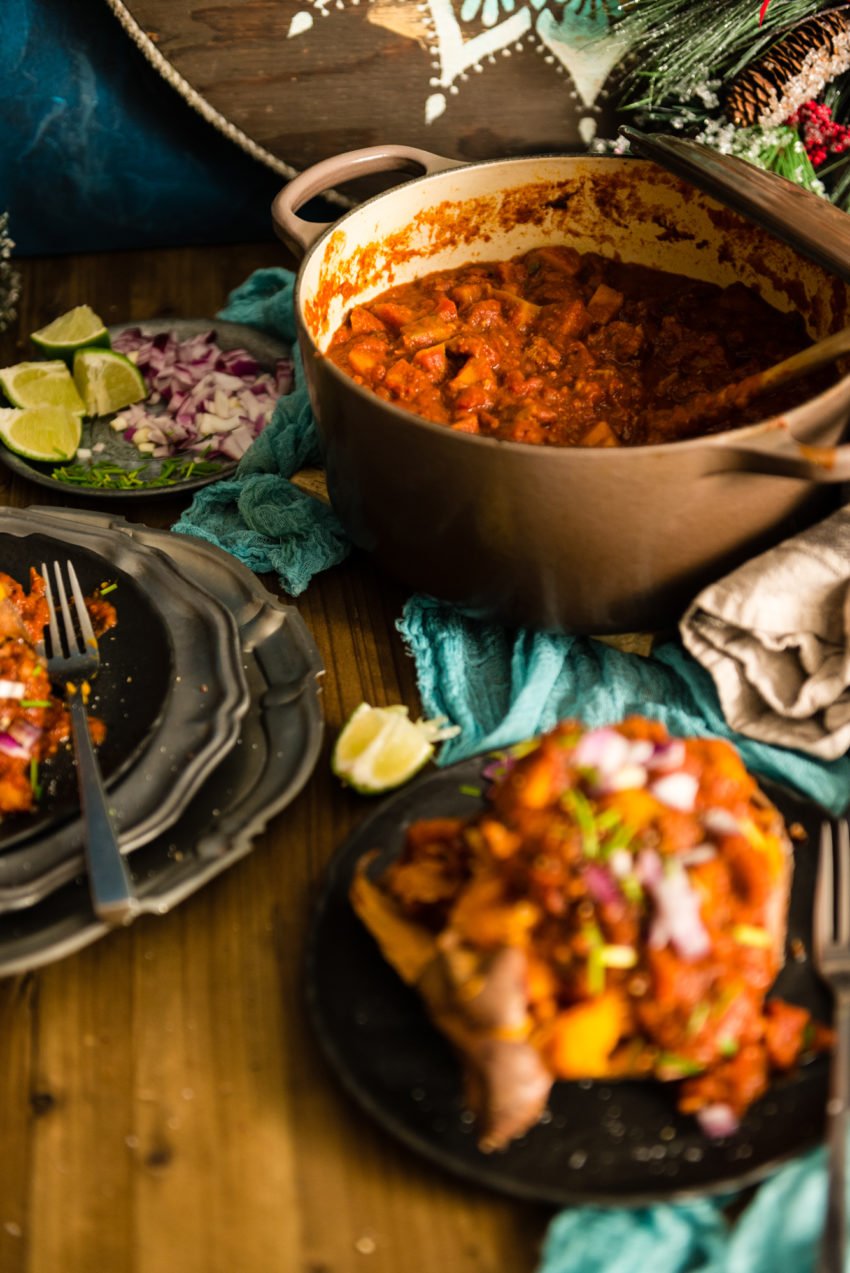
(306, 760, 830, 1206)
(0, 531, 172, 850)
(0, 319, 291, 499)
(0, 507, 251, 905)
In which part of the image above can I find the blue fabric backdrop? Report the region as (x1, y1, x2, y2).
(0, 0, 284, 256)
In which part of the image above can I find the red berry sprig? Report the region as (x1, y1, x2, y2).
(786, 100, 850, 168)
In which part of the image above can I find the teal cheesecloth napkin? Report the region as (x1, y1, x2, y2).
(174, 267, 850, 1273)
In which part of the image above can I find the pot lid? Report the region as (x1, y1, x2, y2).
(620, 126, 850, 286)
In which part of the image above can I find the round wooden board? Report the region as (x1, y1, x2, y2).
(106, 0, 628, 176)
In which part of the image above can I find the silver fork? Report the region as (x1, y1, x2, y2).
(814, 819, 850, 1273)
(39, 560, 138, 927)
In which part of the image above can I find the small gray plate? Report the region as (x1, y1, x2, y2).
(0, 318, 291, 499)
(0, 508, 324, 972)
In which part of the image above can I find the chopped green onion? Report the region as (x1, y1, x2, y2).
(583, 923, 605, 994)
(99, 582, 118, 596)
(656, 1052, 704, 1078)
(686, 1002, 711, 1037)
(620, 874, 644, 904)
(562, 787, 599, 858)
(600, 822, 636, 857)
(458, 784, 481, 798)
(50, 456, 224, 490)
(29, 758, 41, 801)
(20, 699, 51, 709)
(509, 737, 540, 760)
(718, 1037, 739, 1059)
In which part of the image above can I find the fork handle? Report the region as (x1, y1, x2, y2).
(69, 695, 139, 927)
(819, 992, 850, 1273)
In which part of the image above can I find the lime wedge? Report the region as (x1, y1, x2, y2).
(0, 406, 82, 462)
(31, 305, 110, 358)
(332, 702, 459, 794)
(0, 361, 85, 414)
(73, 348, 146, 416)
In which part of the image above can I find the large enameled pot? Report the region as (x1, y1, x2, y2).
(273, 147, 850, 633)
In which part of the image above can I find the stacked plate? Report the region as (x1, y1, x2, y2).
(0, 505, 323, 973)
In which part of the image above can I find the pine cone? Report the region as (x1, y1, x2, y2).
(725, 7, 850, 128)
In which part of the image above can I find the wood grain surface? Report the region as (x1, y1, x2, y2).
(0, 244, 549, 1272)
(112, 0, 625, 172)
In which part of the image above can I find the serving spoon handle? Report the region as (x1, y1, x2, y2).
(650, 327, 850, 438)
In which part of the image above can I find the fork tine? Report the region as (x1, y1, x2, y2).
(67, 560, 96, 650)
(839, 821, 850, 947)
(40, 560, 62, 658)
(816, 821, 834, 959)
(53, 561, 81, 656)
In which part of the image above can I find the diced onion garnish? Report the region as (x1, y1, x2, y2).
(109, 327, 294, 463)
(0, 730, 32, 759)
(695, 1103, 740, 1139)
(650, 771, 699, 812)
(703, 808, 742, 837)
(8, 719, 41, 753)
(640, 849, 711, 961)
(583, 863, 620, 906)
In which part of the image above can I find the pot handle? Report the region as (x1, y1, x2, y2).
(709, 421, 850, 482)
(272, 145, 466, 257)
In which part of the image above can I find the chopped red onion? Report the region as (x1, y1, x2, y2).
(109, 328, 294, 463)
(650, 771, 699, 812)
(695, 1103, 740, 1139)
(644, 856, 711, 961)
(583, 863, 621, 906)
(481, 754, 516, 787)
(574, 727, 631, 775)
(679, 845, 717, 867)
(8, 719, 41, 752)
(635, 847, 663, 888)
(647, 739, 687, 772)
(574, 727, 652, 794)
(0, 731, 31, 759)
(703, 808, 742, 837)
(0, 680, 25, 700)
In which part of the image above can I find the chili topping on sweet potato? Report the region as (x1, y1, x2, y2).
(351, 717, 830, 1150)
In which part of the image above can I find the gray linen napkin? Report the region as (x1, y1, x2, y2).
(680, 505, 850, 760)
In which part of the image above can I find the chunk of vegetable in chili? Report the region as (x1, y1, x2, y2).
(328, 248, 829, 447)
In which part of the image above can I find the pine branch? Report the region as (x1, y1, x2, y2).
(615, 0, 832, 112)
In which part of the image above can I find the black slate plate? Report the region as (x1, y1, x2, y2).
(306, 760, 830, 1205)
(0, 531, 172, 851)
(0, 319, 291, 499)
(0, 509, 324, 973)
(0, 508, 251, 907)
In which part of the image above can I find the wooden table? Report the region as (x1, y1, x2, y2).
(0, 244, 549, 1272)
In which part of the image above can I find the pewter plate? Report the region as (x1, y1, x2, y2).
(0, 507, 251, 907)
(307, 763, 829, 1205)
(0, 508, 324, 971)
(0, 319, 291, 499)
